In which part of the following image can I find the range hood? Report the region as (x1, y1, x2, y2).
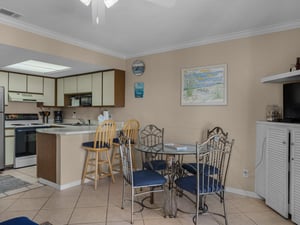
(8, 92, 44, 103)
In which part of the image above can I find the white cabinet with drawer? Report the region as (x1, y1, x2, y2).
(0, 71, 9, 105)
(27, 75, 43, 93)
(9, 73, 27, 92)
(5, 128, 15, 166)
(43, 77, 55, 106)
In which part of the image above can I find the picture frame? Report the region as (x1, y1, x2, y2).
(181, 64, 227, 106)
(134, 82, 144, 98)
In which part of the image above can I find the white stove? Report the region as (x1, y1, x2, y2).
(5, 113, 51, 168)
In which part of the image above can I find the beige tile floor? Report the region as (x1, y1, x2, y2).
(0, 167, 296, 225)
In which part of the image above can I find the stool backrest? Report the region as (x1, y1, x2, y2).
(122, 119, 140, 144)
(94, 120, 116, 148)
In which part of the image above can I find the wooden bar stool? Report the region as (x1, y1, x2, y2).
(111, 119, 140, 171)
(81, 120, 116, 190)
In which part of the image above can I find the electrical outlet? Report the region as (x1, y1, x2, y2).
(243, 169, 249, 178)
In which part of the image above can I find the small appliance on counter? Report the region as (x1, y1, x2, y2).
(54, 110, 63, 123)
(266, 105, 282, 122)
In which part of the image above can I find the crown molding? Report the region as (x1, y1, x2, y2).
(0, 16, 126, 59)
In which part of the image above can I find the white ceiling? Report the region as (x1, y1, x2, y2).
(0, 0, 300, 77)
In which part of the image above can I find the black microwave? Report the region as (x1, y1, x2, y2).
(80, 94, 92, 106)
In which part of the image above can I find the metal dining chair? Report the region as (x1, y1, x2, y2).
(139, 124, 167, 172)
(119, 135, 167, 224)
(182, 126, 229, 175)
(175, 137, 234, 225)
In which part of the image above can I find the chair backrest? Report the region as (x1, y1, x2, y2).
(122, 119, 140, 144)
(196, 136, 234, 195)
(139, 124, 164, 149)
(94, 120, 116, 148)
(207, 126, 229, 151)
(119, 135, 133, 185)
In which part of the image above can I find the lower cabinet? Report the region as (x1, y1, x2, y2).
(255, 121, 300, 224)
(5, 128, 15, 166)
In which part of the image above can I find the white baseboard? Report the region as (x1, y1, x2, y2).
(225, 186, 263, 199)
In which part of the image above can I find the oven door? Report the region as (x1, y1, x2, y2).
(15, 127, 37, 157)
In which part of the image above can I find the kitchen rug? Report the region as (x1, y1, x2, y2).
(0, 175, 31, 193)
(0, 174, 43, 198)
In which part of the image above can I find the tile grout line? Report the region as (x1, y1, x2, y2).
(66, 185, 84, 225)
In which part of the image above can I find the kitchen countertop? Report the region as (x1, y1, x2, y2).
(36, 125, 98, 135)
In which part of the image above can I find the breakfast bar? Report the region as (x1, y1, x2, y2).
(36, 126, 98, 190)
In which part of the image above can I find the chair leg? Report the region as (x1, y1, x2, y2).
(121, 179, 125, 209)
(222, 192, 228, 225)
(131, 185, 134, 224)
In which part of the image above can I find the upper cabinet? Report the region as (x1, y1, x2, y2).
(92, 70, 125, 107)
(57, 78, 64, 107)
(0, 71, 9, 105)
(63, 76, 77, 94)
(43, 78, 55, 106)
(27, 75, 43, 93)
(77, 74, 92, 93)
(9, 73, 27, 92)
(8, 73, 43, 94)
(261, 70, 300, 83)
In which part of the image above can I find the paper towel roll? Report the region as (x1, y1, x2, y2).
(103, 111, 109, 120)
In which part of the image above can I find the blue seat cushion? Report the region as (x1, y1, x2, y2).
(0, 217, 38, 225)
(133, 170, 166, 187)
(182, 163, 219, 175)
(113, 138, 135, 144)
(143, 159, 167, 171)
(82, 141, 110, 149)
(175, 175, 223, 194)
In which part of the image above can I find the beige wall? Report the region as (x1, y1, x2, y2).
(3, 24, 300, 192)
(112, 28, 300, 192)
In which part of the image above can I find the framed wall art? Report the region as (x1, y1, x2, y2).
(134, 82, 144, 98)
(181, 64, 227, 106)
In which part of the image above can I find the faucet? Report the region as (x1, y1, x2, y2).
(78, 118, 86, 125)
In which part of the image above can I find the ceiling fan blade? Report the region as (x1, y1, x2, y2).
(145, 0, 176, 8)
(80, 0, 91, 6)
(91, 0, 105, 24)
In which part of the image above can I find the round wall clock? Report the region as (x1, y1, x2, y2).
(132, 60, 145, 76)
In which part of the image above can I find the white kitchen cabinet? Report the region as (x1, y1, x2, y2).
(257, 121, 300, 223)
(92, 70, 125, 107)
(77, 74, 92, 93)
(5, 128, 15, 166)
(64, 76, 77, 94)
(9, 72, 27, 92)
(290, 129, 300, 224)
(57, 78, 64, 107)
(265, 125, 289, 218)
(102, 71, 115, 106)
(92, 72, 103, 106)
(43, 78, 55, 106)
(27, 75, 43, 93)
(0, 71, 8, 105)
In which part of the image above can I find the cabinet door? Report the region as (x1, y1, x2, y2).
(92, 72, 103, 106)
(43, 78, 55, 106)
(64, 76, 77, 94)
(290, 128, 300, 224)
(27, 76, 43, 93)
(0, 71, 8, 105)
(102, 71, 115, 106)
(266, 126, 289, 218)
(57, 78, 64, 107)
(8, 73, 27, 92)
(77, 74, 92, 93)
(5, 129, 15, 166)
(255, 122, 267, 198)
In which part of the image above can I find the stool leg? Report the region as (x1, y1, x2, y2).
(81, 150, 90, 184)
(94, 151, 99, 190)
(106, 150, 115, 183)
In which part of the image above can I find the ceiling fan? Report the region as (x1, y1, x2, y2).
(80, 0, 176, 24)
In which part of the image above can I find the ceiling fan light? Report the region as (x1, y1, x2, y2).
(104, 0, 119, 8)
(80, 0, 91, 6)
